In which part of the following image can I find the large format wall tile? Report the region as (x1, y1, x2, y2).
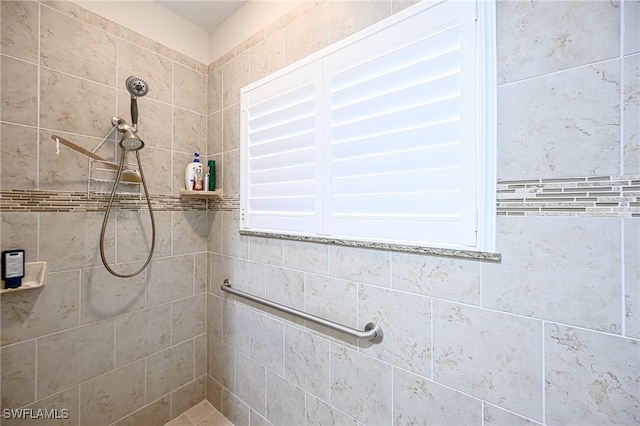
(498, 60, 621, 180)
(623, 53, 639, 174)
(283, 239, 329, 275)
(171, 377, 206, 419)
(40, 6, 116, 85)
(195, 335, 207, 378)
(223, 300, 251, 355)
(208, 294, 223, 340)
(174, 64, 207, 115)
(305, 393, 357, 426)
(173, 210, 207, 255)
(1, 340, 36, 409)
(1, 123, 37, 189)
(328, 245, 390, 287)
(222, 148, 240, 195)
(433, 301, 543, 421)
(116, 210, 172, 263)
(222, 52, 249, 108)
(37, 320, 115, 399)
(483, 216, 622, 332)
(1, 270, 80, 346)
(1, 55, 38, 126)
(483, 404, 542, 426)
(208, 110, 223, 155)
(359, 285, 431, 378)
(284, 326, 331, 401)
(139, 146, 173, 195)
(115, 304, 171, 367)
(145, 341, 194, 402)
(114, 395, 170, 426)
(173, 108, 206, 154)
(625, 219, 640, 338)
(393, 368, 482, 426)
(208, 67, 222, 114)
(1, 1, 38, 63)
(146, 255, 194, 306)
(236, 353, 266, 416)
(221, 211, 249, 259)
(305, 274, 357, 329)
(391, 251, 481, 304)
(265, 371, 305, 426)
(497, 0, 620, 83)
(40, 68, 116, 138)
(80, 361, 145, 426)
(265, 265, 304, 311)
(234, 258, 266, 296)
(222, 103, 240, 152)
(171, 294, 206, 345)
(250, 32, 285, 82)
(209, 336, 236, 392)
(39, 212, 115, 272)
(545, 323, 640, 425)
(249, 237, 283, 266)
(81, 265, 145, 324)
(0, 212, 38, 263)
(10, 386, 80, 426)
(250, 311, 285, 376)
(327, 0, 391, 44)
(330, 345, 392, 425)
(626, 0, 640, 55)
(222, 389, 250, 426)
(284, 3, 329, 65)
(209, 253, 234, 297)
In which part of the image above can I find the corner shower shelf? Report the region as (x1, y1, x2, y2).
(179, 189, 223, 199)
(1, 261, 47, 293)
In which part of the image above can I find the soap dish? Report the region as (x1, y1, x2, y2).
(1, 261, 47, 293)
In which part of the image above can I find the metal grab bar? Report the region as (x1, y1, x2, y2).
(221, 279, 384, 343)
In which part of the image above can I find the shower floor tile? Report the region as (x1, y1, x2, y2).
(164, 400, 234, 426)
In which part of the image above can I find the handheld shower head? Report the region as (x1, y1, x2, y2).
(125, 76, 148, 127)
(125, 76, 149, 99)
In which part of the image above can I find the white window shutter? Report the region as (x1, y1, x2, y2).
(240, 0, 495, 251)
(241, 62, 324, 234)
(326, 1, 478, 248)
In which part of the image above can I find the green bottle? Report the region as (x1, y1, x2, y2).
(208, 160, 215, 191)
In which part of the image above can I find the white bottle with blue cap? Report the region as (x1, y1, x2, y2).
(185, 152, 203, 191)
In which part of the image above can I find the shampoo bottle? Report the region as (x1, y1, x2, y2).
(185, 152, 203, 191)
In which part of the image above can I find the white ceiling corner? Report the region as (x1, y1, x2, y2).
(155, 0, 248, 32)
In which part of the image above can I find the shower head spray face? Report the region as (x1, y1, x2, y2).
(119, 129, 144, 152)
(125, 76, 149, 99)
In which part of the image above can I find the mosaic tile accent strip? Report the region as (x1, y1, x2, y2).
(0, 190, 207, 212)
(208, 194, 240, 212)
(497, 175, 640, 217)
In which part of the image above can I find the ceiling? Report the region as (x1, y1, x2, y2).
(156, 0, 248, 32)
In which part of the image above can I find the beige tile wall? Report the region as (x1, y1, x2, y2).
(0, 0, 209, 424)
(1, 0, 639, 425)
(206, 1, 640, 425)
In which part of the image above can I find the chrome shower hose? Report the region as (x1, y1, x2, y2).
(99, 149, 155, 278)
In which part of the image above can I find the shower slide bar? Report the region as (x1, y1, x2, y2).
(221, 279, 384, 343)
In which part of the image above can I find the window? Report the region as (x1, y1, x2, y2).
(241, 0, 496, 252)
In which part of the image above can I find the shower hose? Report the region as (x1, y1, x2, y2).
(99, 148, 156, 278)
